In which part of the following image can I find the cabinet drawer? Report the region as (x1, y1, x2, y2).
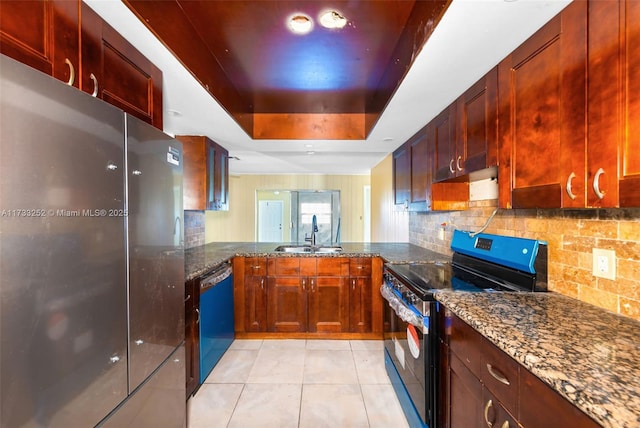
(317, 257, 349, 276)
(482, 387, 517, 428)
(268, 257, 300, 276)
(481, 339, 519, 414)
(519, 367, 600, 427)
(449, 315, 484, 377)
(349, 257, 372, 276)
(244, 257, 266, 276)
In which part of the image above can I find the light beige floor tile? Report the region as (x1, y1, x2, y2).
(187, 383, 243, 428)
(204, 349, 258, 383)
(227, 383, 301, 428)
(229, 339, 263, 350)
(305, 339, 352, 350)
(247, 348, 305, 383)
(303, 349, 359, 384)
(353, 349, 390, 384)
(261, 339, 307, 350)
(299, 384, 369, 428)
(361, 384, 410, 428)
(350, 339, 385, 351)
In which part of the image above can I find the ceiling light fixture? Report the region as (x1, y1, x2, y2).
(319, 10, 347, 29)
(287, 13, 313, 34)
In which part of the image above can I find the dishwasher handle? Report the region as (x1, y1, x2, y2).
(200, 263, 233, 292)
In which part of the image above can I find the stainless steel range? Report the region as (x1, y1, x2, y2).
(382, 230, 548, 428)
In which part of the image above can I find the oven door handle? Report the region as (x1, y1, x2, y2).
(380, 283, 424, 330)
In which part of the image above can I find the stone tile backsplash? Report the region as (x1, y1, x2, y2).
(184, 210, 205, 249)
(409, 200, 640, 321)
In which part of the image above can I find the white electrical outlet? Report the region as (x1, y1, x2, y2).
(592, 248, 616, 280)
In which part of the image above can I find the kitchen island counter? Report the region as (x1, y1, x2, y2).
(185, 242, 449, 281)
(436, 291, 640, 428)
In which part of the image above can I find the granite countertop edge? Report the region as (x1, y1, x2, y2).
(435, 291, 640, 428)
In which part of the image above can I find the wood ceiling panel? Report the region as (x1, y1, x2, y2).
(124, 0, 450, 139)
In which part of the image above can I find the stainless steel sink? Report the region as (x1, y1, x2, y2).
(273, 245, 342, 254)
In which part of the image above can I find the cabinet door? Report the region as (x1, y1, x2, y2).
(266, 276, 307, 333)
(80, 3, 163, 129)
(588, 0, 640, 207)
(0, 0, 79, 87)
(349, 277, 372, 333)
(308, 276, 349, 333)
(215, 147, 229, 211)
(456, 67, 498, 175)
(498, 1, 587, 208)
(449, 353, 484, 428)
(244, 275, 267, 332)
(410, 127, 431, 211)
(393, 142, 411, 208)
(432, 103, 457, 182)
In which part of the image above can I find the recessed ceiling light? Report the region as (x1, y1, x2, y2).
(319, 10, 347, 29)
(383, 137, 394, 142)
(287, 13, 313, 34)
(168, 109, 182, 116)
(304, 144, 314, 148)
(306, 151, 315, 155)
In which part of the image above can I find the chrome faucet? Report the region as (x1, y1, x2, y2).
(305, 214, 318, 247)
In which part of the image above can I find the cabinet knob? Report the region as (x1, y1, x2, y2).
(89, 73, 99, 97)
(106, 163, 118, 171)
(64, 58, 75, 86)
(565, 172, 577, 200)
(109, 355, 120, 364)
(593, 167, 606, 200)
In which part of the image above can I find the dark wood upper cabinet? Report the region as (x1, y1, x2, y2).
(80, 3, 162, 129)
(1, 1, 163, 129)
(176, 135, 229, 211)
(392, 125, 431, 212)
(498, 1, 587, 209)
(588, 0, 640, 207)
(456, 67, 498, 176)
(393, 143, 411, 209)
(0, 0, 79, 87)
(432, 103, 458, 182)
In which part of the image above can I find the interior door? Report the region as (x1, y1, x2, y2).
(258, 200, 283, 242)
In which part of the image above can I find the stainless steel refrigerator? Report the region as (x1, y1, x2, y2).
(0, 54, 185, 427)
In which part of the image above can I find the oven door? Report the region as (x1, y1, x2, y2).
(382, 284, 436, 428)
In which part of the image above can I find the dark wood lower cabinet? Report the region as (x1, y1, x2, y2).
(234, 256, 381, 338)
(440, 309, 600, 428)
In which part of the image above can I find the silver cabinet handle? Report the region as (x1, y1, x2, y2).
(486, 364, 510, 385)
(106, 163, 118, 171)
(301, 278, 306, 291)
(109, 355, 120, 364)
(501, 421, 509, 428)
(449, 158, 455, 174)
(65, 58, 75, 86)
(484, 399, 493, 427)
(593, 167, 606, 200)
(456, 155, 463, 171)
(566, 172, 577, 200)
(132, 170, 142, 176)
(310, 278, 315, 292)
(90, 73, 98, 97)
(352, 279, 356, 290)
(260, 278, 264, 290)
(184, 294, 191, 303)
(253, 265, 261, 270)
(195, 308, 200, 324)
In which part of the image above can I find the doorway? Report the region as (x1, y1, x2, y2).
(258, 200, 283, 242)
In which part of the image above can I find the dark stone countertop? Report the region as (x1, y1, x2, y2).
(184, 242, 450, 281)
(436, 291, 640, 428)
